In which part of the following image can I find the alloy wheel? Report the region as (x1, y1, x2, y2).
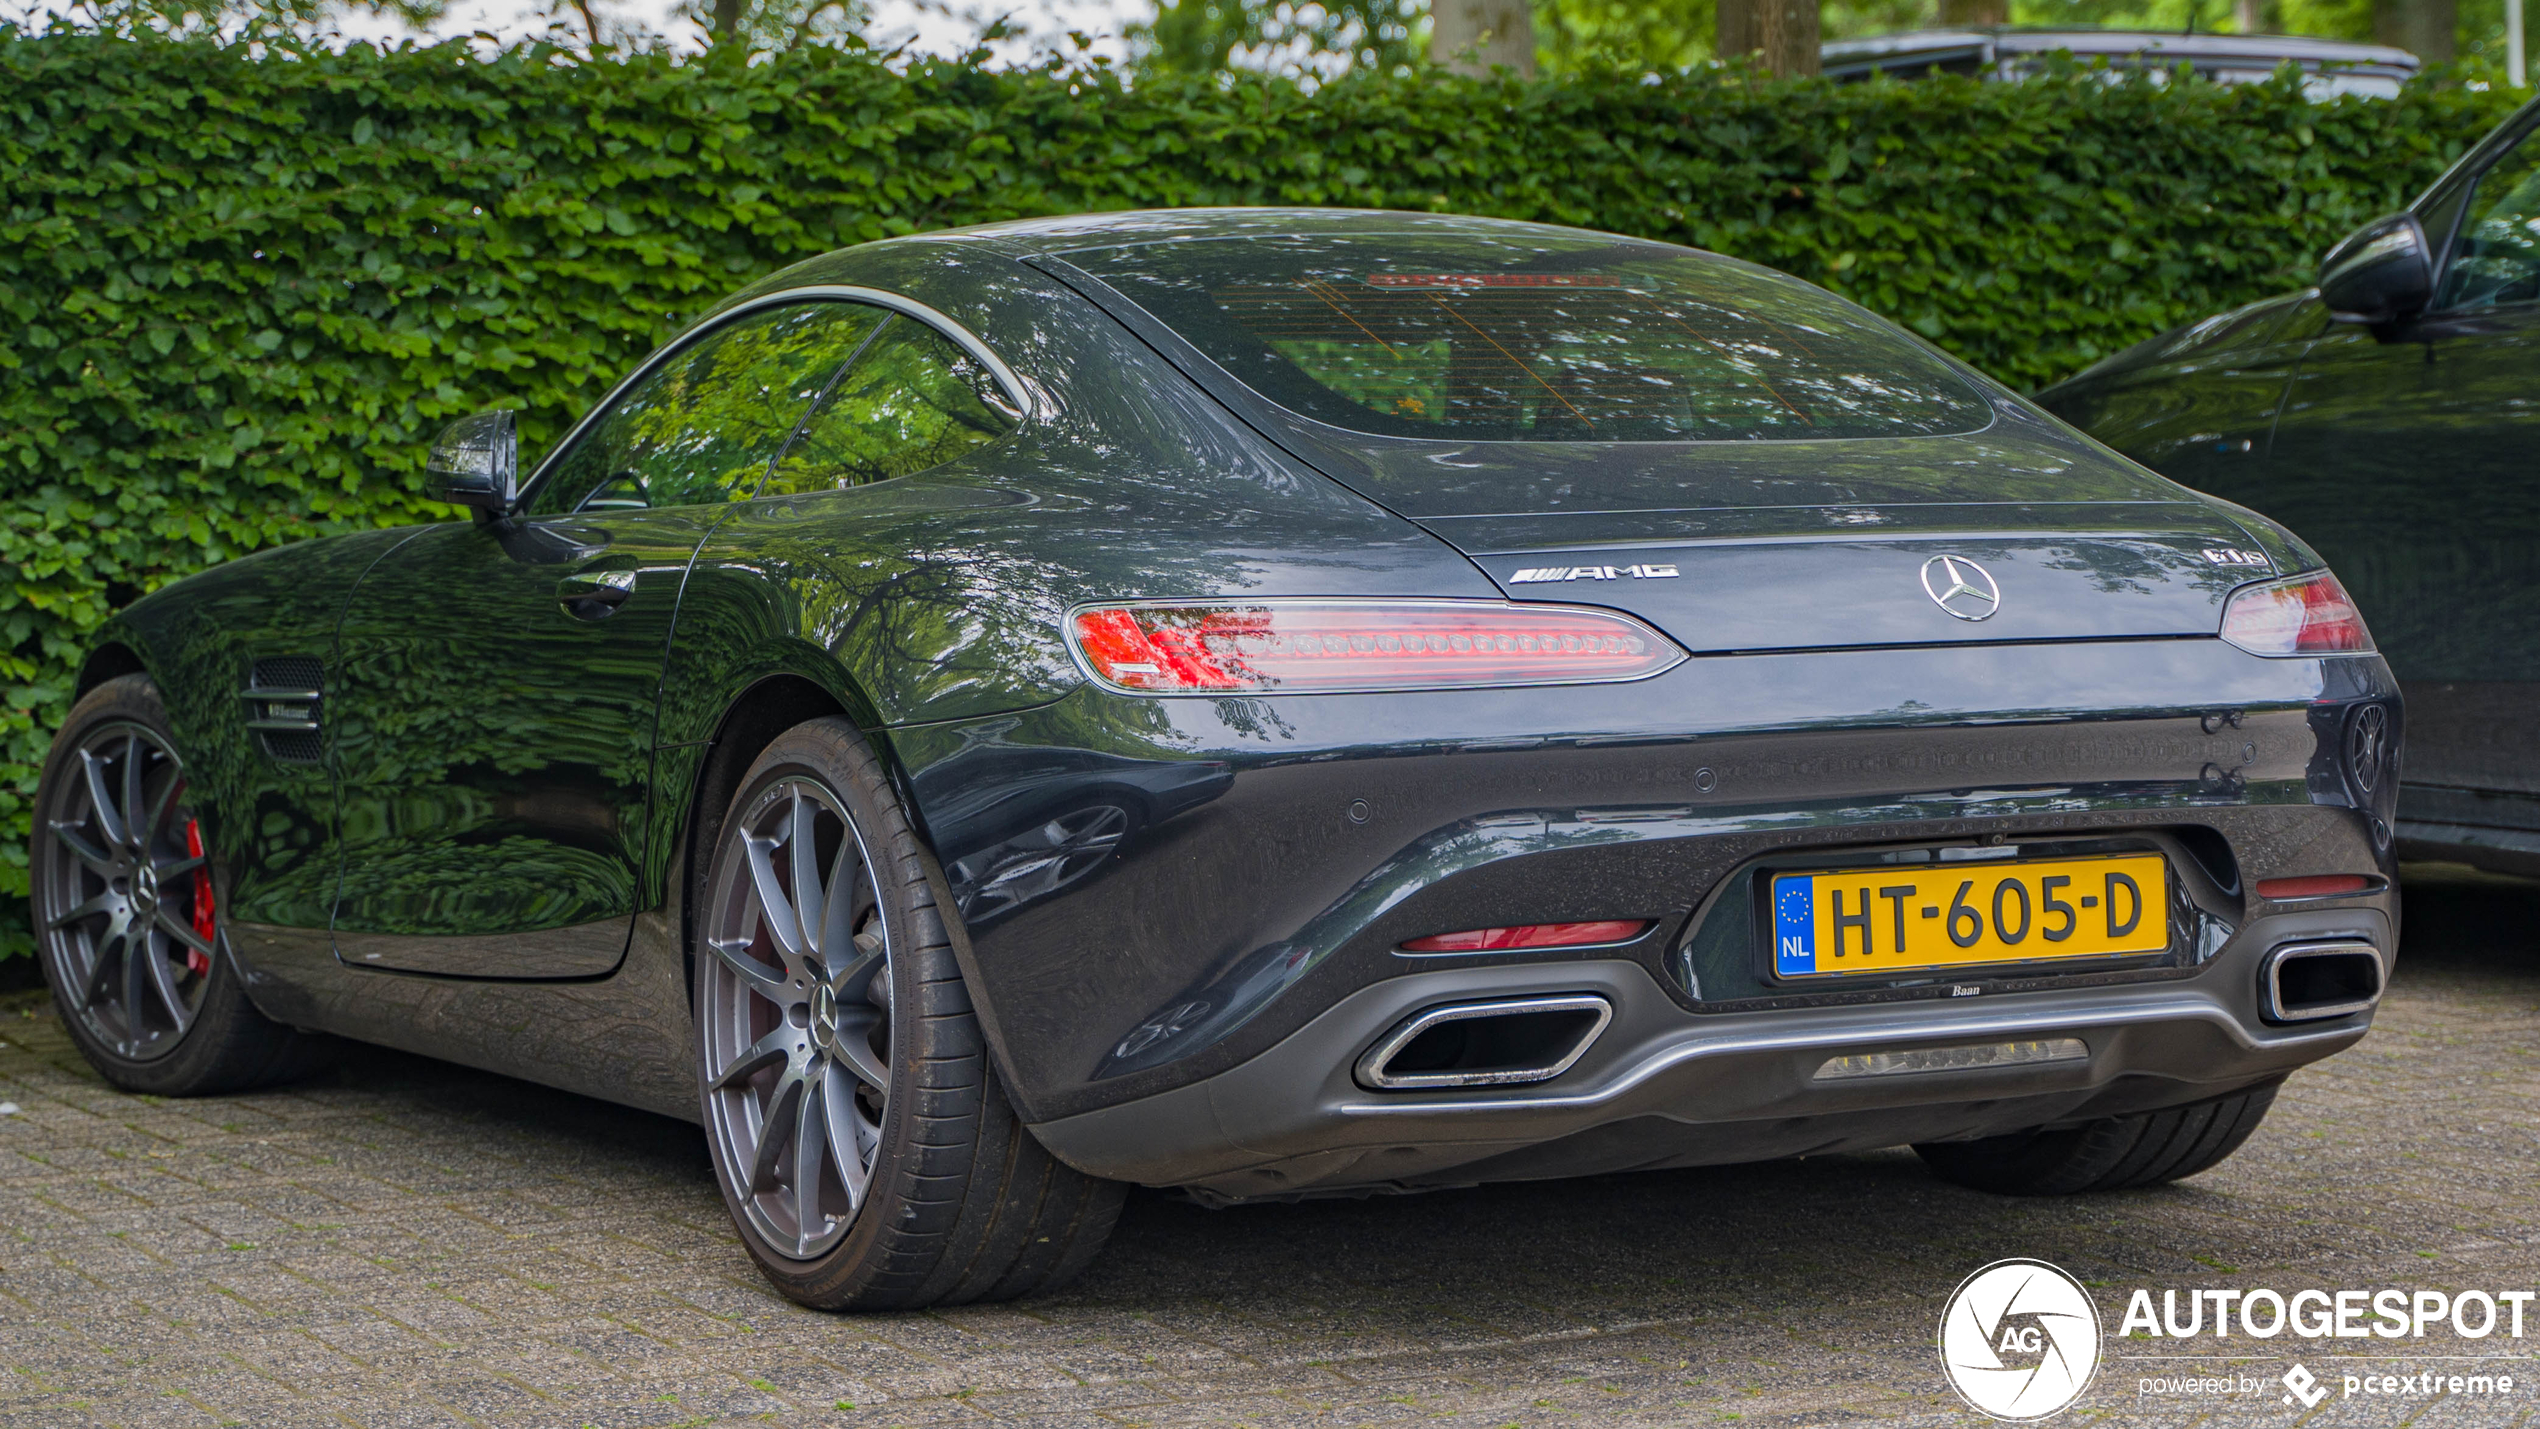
(699, 775, 893, 1260)
(37, 722, 217, 1061)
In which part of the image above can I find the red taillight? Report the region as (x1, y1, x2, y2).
(1400, 920, 1651, 953)
(2219, 571, 2373, 657)
(1068, 600, 1683, 694)
(2256, 874, 2374, 900)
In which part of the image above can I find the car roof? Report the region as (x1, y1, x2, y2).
(915, 207, 1673, 260)
(721, 208, 1718, 338)
(1821, 26, 2419, 72)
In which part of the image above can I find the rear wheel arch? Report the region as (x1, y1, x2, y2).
(673, 668, 951, 950)
(676, 674, 855, 994)
(688, 713, 1122, 1307)
(667, 668, 1052, 1123)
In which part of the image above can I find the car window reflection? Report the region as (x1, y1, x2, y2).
(529, 301, 887, 517)
(762, 318, 1025, 495)
(2441, 136, 2540, 311)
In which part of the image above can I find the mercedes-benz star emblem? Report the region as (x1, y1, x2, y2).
(810, 982, 840, 1052)
(1921, 554, 2002, 622)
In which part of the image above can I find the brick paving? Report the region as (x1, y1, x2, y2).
(1, 871, 2535, 1429)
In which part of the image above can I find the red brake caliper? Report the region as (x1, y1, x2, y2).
(184, 818, 214, 977)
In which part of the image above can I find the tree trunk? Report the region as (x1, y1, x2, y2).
(1431, 0, 1536, 75)
(1717, 0, 1820, 75)
(2234, 0, 2265, 32)
(711, 0, 748, 41)
(2373, 0, 2455, 61)
(1938, 0, 2006, 25)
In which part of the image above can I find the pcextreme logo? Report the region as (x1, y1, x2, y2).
(1939, 1259, 2103, 1420)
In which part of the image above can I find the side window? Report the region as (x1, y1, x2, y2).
(529, 301, 887, 516)
(2439, 135, 2540, 311)
(762, 317, 1023, 496)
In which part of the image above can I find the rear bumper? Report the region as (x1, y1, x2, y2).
(897, 639, 2401, 1125)
(1028, 903, 2387, 1197)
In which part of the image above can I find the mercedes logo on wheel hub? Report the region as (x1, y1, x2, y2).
(1922, 554, 2003, 622)
(809, 982, 840, 1053)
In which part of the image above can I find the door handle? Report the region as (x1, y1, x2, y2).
(557, 568, 637, 620)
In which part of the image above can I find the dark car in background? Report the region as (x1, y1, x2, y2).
(34, 209, 2403, 1312)
(1823, 27, 2419, 99)
(2040, 99, 2540, 877)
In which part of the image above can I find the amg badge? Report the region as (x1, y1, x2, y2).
(1507, 563, 1681, 583)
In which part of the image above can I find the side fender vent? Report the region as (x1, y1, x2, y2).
(244, 657, 324, 764)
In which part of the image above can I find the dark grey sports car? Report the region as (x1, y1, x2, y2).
(32, 209, 2400, 1310)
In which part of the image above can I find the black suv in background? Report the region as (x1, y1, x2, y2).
(2039, 98, 2540, 878)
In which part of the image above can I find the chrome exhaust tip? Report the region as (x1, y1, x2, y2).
(2260, 940, 2385, 1023)
(1355, 994, 1613, 1090)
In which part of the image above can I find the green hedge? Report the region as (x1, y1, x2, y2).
(0, 33, 2518, 957)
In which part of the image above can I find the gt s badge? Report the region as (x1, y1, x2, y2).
(1507, 563, 1680, 583)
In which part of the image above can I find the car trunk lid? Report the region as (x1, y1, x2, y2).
(1297, 427, 2274, 654)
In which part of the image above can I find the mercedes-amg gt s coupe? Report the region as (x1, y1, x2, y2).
(32, 209, 2401, 1310)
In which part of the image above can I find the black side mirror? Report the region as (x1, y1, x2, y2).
(424, 410, 520, 516)
(2318, 213, 2434, 327)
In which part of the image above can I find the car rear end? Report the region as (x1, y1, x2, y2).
(942, 213, 2400, 1200)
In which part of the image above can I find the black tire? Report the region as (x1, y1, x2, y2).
(692, 716, 1123, 1310)
(29, 673, 334, 1096)
(1913, 1083, 2281, 1196)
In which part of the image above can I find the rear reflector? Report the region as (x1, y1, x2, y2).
(1068, 600, 1684, 694)
(1399, 920, 1652, 953)
(1814, 1038, 2088, 1081)
(2255, 874, 2374, 900)
(2219, 570, 2373, 656)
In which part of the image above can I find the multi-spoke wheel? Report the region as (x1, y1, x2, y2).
(694, 717, 1124, 1310)
(30, 674, 331, 1095)
(40, 718, 214, 1058)
(700, 775, 894, 1261)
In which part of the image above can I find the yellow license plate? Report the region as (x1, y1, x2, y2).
(1770, 853, 2166, 978)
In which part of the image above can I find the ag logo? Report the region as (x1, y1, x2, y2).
(1939, 1259, 2102, 1420)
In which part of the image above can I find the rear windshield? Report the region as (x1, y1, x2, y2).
(1066, 232, 1992, 442)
